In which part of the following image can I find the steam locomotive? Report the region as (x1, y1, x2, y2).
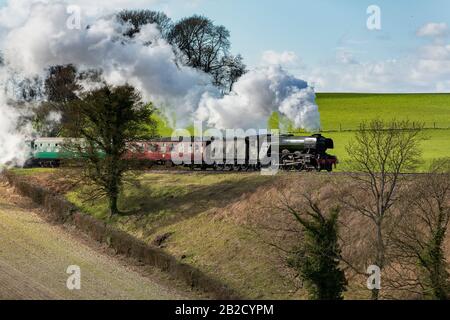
(24, 134, 338, 172)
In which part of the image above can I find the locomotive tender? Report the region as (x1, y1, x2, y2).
(24, 134, 337, 172)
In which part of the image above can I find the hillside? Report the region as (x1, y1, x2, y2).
(11, 168, 449, 299)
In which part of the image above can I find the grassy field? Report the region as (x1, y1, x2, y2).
(316, 93, 450, 131)
(327, 129, 450, 170)
(313, 93, 450, 169)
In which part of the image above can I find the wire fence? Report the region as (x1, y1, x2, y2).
(318, 122, 450, 133)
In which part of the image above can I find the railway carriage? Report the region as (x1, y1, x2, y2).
(23, 134, 338, 172)
(24, 138, 68, 167)
(126, 138, 176, 166)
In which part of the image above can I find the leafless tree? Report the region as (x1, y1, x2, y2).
(117, 10, 173, 39)
(391, 159, 450, 299)
(342, 119, 424, 299)
(168, 15, 246, 92)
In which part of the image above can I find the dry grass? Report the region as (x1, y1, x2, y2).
(0, 181, 190, 300)
(10, 169, 450, 300)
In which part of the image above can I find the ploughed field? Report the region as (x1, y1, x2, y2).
(0, 180, 189, 300)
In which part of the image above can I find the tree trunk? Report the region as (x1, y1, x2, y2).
(428, 227, 448, 300)
(372, 220, 385, 300)
(371, 288, 380, 300)
(109, 193, 119, 217)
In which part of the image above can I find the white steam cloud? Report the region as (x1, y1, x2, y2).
(197, 66, 320, 130)
(0, 1, 321, 165)
(0, 70, 33, 167)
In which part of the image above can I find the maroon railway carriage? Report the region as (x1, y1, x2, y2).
(125, 137, 208, 168)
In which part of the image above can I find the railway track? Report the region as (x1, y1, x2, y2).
(141, 167, 431, 176)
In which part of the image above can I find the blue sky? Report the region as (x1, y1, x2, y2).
(157, 0, 449, 67)
(1, 0, 450, 92)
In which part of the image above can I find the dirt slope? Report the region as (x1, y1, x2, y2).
(0, 183, 188, 300)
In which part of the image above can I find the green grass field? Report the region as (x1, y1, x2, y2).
(314, 93, 450, 169)
(316, 93, 450, 131)
(328, 129, 450, 170)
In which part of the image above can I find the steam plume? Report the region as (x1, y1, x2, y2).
(0, 1, 321, 166)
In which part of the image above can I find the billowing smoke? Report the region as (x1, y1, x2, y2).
(197, 66, 320, 130)
(0, 70, 33, 167)
(0, 1, 321, 165)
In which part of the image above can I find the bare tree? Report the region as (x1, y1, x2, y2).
(214, 54, 247, 92)
(342, 119, 424, 299)
(168, 15, 246, 92)
(117, 10, 173, 39)
(392, 159, 450, 299)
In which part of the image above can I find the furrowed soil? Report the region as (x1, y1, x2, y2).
(0, 181, 190, 300)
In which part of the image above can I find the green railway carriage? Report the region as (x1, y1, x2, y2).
(25, 138, 74, 167)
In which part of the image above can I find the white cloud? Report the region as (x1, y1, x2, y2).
(419, 44, 450, 61)
(417, 22, 448, 38)
(336, 48, 359, 65)
(261, 50, 299, 66)
(306, 22, 450, 93)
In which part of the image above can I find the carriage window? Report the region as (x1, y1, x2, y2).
(149, 144, 158, 152)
